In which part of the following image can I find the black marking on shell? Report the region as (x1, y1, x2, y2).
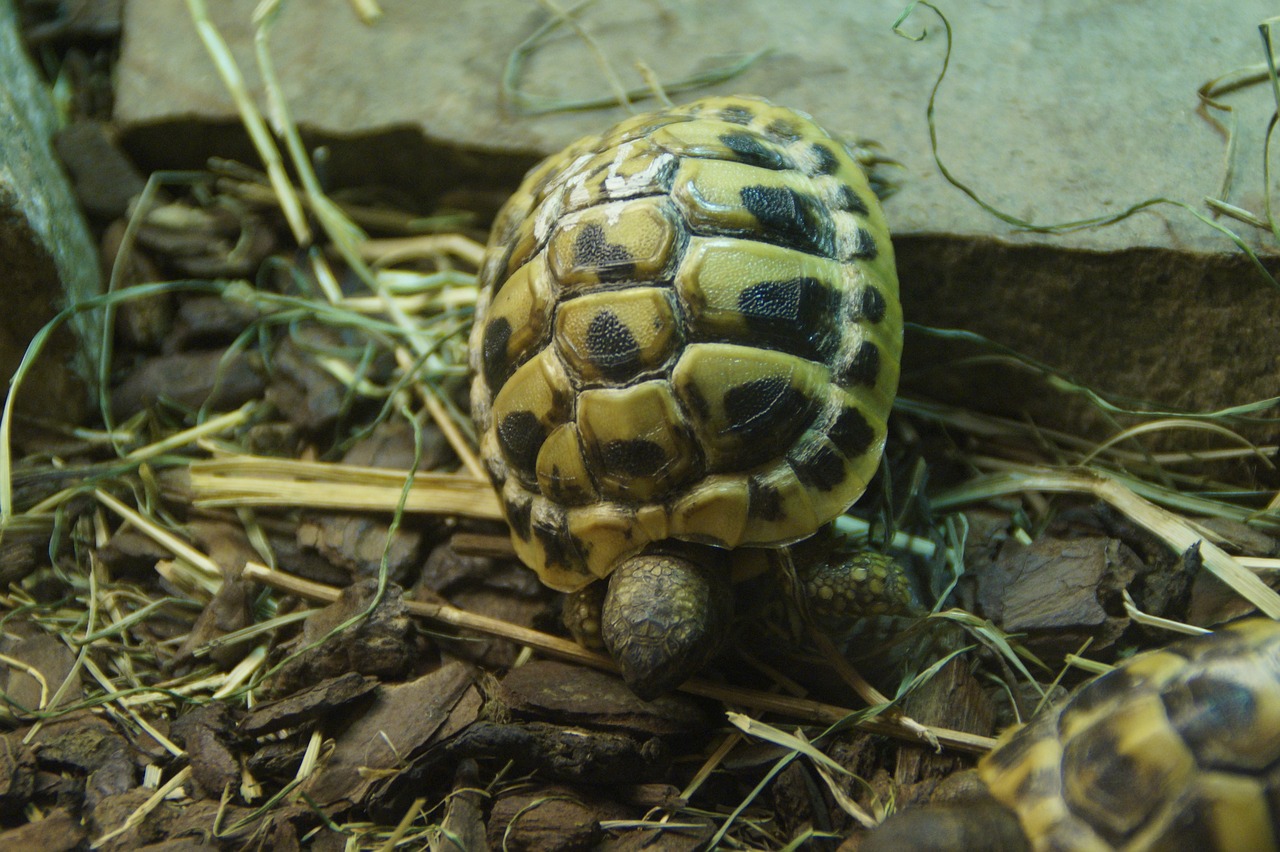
(828, 406, 876, 459)
(1069, 667, 1136, 718)
(505, 496, 532, 541)
(789, 441, 847, 491)
(837, 341, 881, 388)
(1061, 724, 1155, 841)
(855, 285, 887, 324)
(573, 223, 636, 279)
(747, 478, 786, 521)
(809, 143, 839, 175)
(498, 411, 547, 476)
(737, 276, 839, 362)
(1011, 759, 1060, 807)
(602, 438, 670, 478)
(495, 240, 521, 285)
(1143, 796, 1231, 851)
(719, 132, 791, 170)
(585, 310, 642, 381)
(1165, 674, 1257, 766)
(739, 185, 833, 258)
(722, 377, 813, 446)
(835, 184, 869, 216)
(764, 119, 801, 143)
(531, 507, 579, 573)
(982, 712, 1047, 777)
(543, 462, 588, 504)
(481, 317, 514, 391)
(845, 226, 879, 261)
(719, 105, 755, 125)
(652, 156, 681, 193)
(680, 379, 712, 422)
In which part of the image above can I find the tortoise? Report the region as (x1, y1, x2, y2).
(864, 617, 1280, 852)
(469, 95, 909, 698)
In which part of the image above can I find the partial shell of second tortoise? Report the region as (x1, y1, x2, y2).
(469, 94, 903, 593)
(865, 617, 1280, 852)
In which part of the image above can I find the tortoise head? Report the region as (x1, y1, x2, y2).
(600, 546, 733, 699)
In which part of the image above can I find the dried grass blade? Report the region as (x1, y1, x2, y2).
(187, 457, 501, 517)
(726, 713, 849, 777)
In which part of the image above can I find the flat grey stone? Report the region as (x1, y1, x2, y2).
(115, 1, 1280, 433)
(1, 0, 101, 429)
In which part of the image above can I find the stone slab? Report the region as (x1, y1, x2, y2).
(116, 0, 1279, 255)
(114, 1, 1280, 433)
(1, 0, 101, 430)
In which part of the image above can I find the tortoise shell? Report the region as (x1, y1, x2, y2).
(979, 618, 1280, 850)
(470, 95, 902, 592)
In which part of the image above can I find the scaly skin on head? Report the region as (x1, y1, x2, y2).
(600, 549, 733, 700)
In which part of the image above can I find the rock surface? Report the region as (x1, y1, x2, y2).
(114, 0, 1280, 434)
(1, 0, 102, 430)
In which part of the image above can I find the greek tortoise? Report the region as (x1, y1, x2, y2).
(865, 618, 1280, 851)
(469, 95, 909, 697)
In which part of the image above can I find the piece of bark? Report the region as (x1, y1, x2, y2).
(343, 417, 454, 473)
(90, 793, 257, 852)
(0, 736, 37, 819)
(263, 325, 392, 433)
(444, 721, 666, 785)
(486, 786, 603, 852)
(53, 120, 147, 219)
(111, 348, 266, 419)
(296, 420, 445, 581)
(301, 661, 477, 810)
(367, 683, 486, 821)
(263, 580, 421, 697)
(496, 661, 711, 737)
(1194, 517, 1280, 557)
(1188, 565, 1280, 628)
(252, 803, 317, 852)
(0, 807, 88, 852)
(431, 759, 488, 852)
(296, 512, 425, 582)
(0, 633, 81, 715)
(244, 741, 305, 783)
(239, 672, 379, 737)
(894, 657, 994, 786)
(170, 703, 242, 800)
(169, 572, 255, 672)
(97, 524, 173, 580)
(976, 536, 1139, 658)
(165, 294, 261, 354)
(29, 714, 136, 811)
(100, 219, 173, 351)
(412, 539, 549, 668)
